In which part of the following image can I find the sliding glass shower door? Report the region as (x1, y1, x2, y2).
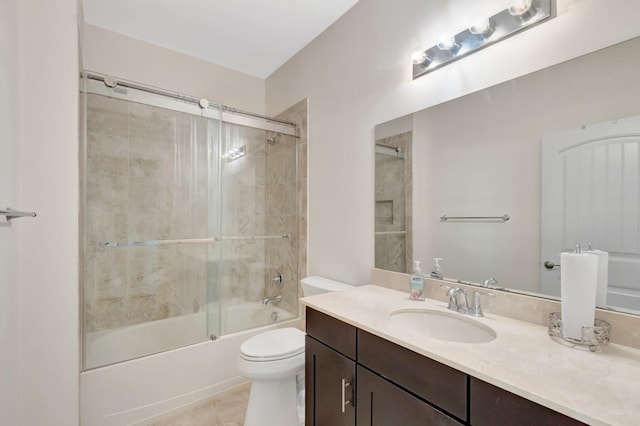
(82, 83, 222, 369)
(218, 122, 299, 335)
(81, 74, 299, 370)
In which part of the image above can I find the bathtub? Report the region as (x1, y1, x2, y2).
(81, 302, 299, 426)
(607, 286, 640, 312)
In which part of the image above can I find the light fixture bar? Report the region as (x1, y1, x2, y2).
(412, 0, 553, 79)
(224, 145, 247, 162)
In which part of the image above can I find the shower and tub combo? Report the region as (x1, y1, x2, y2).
(80, 73, 305, 425)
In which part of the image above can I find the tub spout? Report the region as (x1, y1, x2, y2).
(262, 295, 282, 305)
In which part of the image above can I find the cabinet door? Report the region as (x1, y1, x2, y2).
(306, 336, 356, 426)
(358, 330, 467, 421)
(357, 366, 463, 426)
(470, 377, 586, 426)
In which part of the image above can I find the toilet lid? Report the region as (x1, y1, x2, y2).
(240, 327, 305, 361)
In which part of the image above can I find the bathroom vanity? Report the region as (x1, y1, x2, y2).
(302, 285, 640, 425)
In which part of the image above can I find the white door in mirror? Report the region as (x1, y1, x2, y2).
(541, 115, 640, 311)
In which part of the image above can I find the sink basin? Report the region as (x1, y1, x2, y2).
(390, 309, 496, 344)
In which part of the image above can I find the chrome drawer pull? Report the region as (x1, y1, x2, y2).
(341, 378, 352, 413)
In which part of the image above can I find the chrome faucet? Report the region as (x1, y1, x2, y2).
(482, 277, 497, 287)
(273, 271, 284, 287)
(443, 286, 493, 317)
(470, 291, 494, 317)
(262, 295, 282, 305)
(446, 287, 470, 314)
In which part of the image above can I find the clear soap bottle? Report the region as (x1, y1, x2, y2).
(430, 258, 443, 279)
(410, 260, 425, 301)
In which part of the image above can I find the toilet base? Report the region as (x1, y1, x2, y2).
(244, 375, 302, 426)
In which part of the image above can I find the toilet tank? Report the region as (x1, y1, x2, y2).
(301, 276, 354, 297)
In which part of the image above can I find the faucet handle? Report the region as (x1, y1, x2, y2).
(470, 291, 494, 317)
(482, 277, 498, 287)
(441, 285, 460, 311)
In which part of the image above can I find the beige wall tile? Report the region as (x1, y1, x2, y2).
(95, 297, 127, 331)
(84, 95, 307, 340)
(86, 94, 128, 138)
(128, 295, 158, 325)
(87, 173, 128, 213)
(128, 102, 176, 144)
(94, 251, 127, 297)
(86, 212, 128, 249)
(87, 133, 129, 176)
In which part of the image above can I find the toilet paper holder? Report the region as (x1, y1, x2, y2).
(547, 312, 610, 352)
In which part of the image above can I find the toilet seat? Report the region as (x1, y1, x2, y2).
(240, 327, 305, 362)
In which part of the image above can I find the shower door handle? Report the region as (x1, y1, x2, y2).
(341, 378, 352, 413)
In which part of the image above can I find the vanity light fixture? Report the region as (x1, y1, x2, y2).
(411, 48, 430, 65)
(508, 0, 536, 19)
(468, 14, 494, 37)
(224, 145, 246, 162)
(412, 0, 553, 79)
(436, 33, 460, 53)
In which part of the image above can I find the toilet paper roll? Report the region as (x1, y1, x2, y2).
(560, 252, 598, 340)
(585, 249, 608, 308)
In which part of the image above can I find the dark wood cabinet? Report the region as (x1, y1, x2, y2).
(306, 308, 357, 359)
(469, 377, 585, 426)
(305, 309, 357, 426)
(358, 330, 467, 422)
(357, 365, 463, 426)
(305, 336, 356, 426)
(305, 307, 585, 426)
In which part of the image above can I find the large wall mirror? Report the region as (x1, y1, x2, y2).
(375, 36, 640, 315)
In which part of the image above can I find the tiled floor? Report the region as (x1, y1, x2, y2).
(150, 383, 250, 426)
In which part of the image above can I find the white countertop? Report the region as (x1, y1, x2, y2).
(301, 284, 640, 426)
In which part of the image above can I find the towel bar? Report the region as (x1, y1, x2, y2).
(440, 214, 510, 222)
(1, 207, 37, 221)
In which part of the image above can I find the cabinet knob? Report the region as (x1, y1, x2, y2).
(341, 378, 352, 413)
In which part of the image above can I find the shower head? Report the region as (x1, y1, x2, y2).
(266, 133, 281, 145)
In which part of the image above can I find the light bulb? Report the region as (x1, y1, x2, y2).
(411, 48, 428, 65)
(508, 0, 535, 17)
(469, 15, 493, 37)
(436, 34, 460, 53)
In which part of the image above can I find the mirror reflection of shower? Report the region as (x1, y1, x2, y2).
(374, 126, 413, 274)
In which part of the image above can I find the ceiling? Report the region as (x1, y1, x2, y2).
(82, 0, 361, 79)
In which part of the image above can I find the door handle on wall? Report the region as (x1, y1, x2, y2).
(341, 378, 352, 413)
(543, 260, 560, 270)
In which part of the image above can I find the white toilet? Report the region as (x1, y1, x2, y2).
(237, 276, 354, 426)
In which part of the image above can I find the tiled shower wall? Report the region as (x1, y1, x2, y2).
(218, 124, 270, 308)
(84, 93, 307, 334)
(195, 100, 307, 320)
(265, 99, 308, 315)
(375, 131, 412, 273)
(84, 94, 213, 332)
(214, 115, 303, 320)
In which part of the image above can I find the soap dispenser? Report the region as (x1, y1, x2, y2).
(410, 260, 425, 301)
(430, 258, 443, 279)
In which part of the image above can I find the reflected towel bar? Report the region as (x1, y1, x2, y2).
(218, 234, 290, 241)
(440, 214, 510, 222)
(1, 207, 37, 221)
(375, 231, 407, 235)
(101, 234, 290, 248)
